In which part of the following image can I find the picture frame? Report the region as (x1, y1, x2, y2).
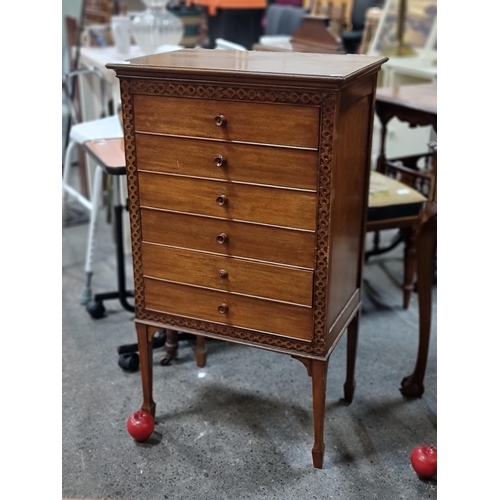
(367, 0, 437, 56)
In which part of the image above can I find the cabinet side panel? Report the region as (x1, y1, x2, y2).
(326, 91, 373, 331)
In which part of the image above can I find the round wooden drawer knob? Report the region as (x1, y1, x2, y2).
(218, 303, 228, 314)
(219, 269, 228, 278)
(214, 114, 226, 127)
(216, 194, 228, 206)
(214, 154, 226, 167)
(216, 233, 228, 244)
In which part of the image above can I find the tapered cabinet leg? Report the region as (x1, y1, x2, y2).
(195, 335, 207, 367)
(343, 312, 359, 404)
(136, 323, 156, 418)
(311, 359, 329, 469)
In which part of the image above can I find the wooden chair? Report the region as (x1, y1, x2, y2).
(341, 0, 379, 54)
(400, 140, 437, 398)
(365, 168, 427, 309)
(366, 145, 436, 309)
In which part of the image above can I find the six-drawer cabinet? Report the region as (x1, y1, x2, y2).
(109, 49, 387, 468)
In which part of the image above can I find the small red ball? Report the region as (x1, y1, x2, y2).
(410, 445, 437, 479)
(126, 410, 155, 442)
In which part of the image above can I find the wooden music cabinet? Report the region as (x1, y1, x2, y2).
(108, 50, 387, 468)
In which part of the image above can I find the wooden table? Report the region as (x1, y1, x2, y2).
(374, 83, 437, 398)
(375, 83, 437, 175)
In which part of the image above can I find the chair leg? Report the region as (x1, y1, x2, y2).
(81, 166, 103, 305)
(62, 140, 77, 205)
(195, 335, 207, 367)
(62, 139, 92, 213)
(401, 205, 437, 398)
(403, 227, 417, 309)
(343, 311, 359, 404)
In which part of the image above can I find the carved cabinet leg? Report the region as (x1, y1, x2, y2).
(136, 323, 156, 418)
(311, 359, 329, 469)
(343, 312, 359, 404)
(401, 204, 437, 398)
(195, 335, 207, 368)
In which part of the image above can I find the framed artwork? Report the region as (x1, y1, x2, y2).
(368, 0, 437, 56)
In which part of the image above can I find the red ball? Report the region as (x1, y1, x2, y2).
(410, 445, 437, 479)
(126, 410, 155, 442)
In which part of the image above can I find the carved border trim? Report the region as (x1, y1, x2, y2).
(120, 79, 334, 356)
(129, 79, 324, 105)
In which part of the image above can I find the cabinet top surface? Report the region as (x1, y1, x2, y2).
(107, 49, 387, 84)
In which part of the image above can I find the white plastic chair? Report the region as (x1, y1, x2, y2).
(62, 66, 124, 306)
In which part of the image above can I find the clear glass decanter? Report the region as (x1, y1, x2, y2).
(131, 0, 184, 55)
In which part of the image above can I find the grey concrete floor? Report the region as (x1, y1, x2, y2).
(62, 180, 437, 500)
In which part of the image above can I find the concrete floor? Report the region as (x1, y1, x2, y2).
(62, 180, 437, 499)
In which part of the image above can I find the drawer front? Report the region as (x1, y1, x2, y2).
(141, 243, 313, 306)
(135, 133, 318, 190)
(141, 209, 316, 269)
(133, 95, 319, 148)
(143, 277, 313, 341)
(138, 172, 317, 230)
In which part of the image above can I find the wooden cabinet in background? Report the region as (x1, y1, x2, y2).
(108, 49, 386, 468)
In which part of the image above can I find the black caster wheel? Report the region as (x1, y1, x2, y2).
(119, 353, 140, 372)
(86, 300, 106, 319)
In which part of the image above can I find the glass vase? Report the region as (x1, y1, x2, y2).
(131, 0, 184, 55)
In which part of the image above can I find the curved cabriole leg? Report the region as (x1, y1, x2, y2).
(311, 359, 329, 469)
(195, 335, 207, 367)
(137, 323, 156, 418)
(343, 312, 359, 404)
(400, 203, 437, 398)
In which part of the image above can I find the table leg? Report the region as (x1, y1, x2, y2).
(195, 335, 207, 368)
(160, 329, 179, 366)
(137, 323, 156, 418)
(403, 226, 417, 309)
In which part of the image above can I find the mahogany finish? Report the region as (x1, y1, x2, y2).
(140, 209, 316, 268)
(108, 49, 386, 468)
(141, 243, 314, 305)
(135, 133, 319, 190)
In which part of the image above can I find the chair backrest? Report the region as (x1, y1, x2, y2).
(350, 0, 378, 31)
(264, 5, 306, 36)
